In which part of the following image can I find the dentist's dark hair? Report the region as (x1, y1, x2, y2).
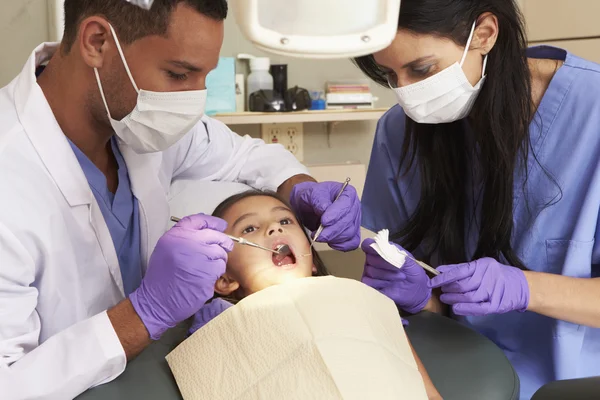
(62, 0, 228, 53)
(354, 0, 555, 269)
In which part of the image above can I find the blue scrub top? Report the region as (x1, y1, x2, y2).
(68, 138, 143, 297)
(362, 46, 600, 399)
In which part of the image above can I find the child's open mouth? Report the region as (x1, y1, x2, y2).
(272, 243, 297, 267)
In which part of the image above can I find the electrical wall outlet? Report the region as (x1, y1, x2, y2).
(261, 123, 304, 161)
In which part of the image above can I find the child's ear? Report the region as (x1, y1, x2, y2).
(312, 264, 317, 274)
(214, 273, 240, 296)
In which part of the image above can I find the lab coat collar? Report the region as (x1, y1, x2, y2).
(118, 143, 169, 271)
(14, 42, 93, 207)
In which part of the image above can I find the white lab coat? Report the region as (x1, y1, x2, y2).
(0, 43, 308, 399)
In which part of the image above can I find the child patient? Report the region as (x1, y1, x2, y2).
(196, 190, 442, 400)
(211, 190, 328, 301)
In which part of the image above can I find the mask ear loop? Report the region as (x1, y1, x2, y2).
(460, 21, 488, 80)
(386, 72, 398, 90)
(481, 54, 489, 77)
(107, 24, 140, 93)
(94, 68, 113, 120)
(459, 21, 478, 67)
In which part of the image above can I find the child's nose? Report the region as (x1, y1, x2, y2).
(268, 227, 284, 236)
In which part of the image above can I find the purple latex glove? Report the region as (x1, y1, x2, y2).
(188, 298, 234, 335)
(361, 239, 431, 314)
(130, 214, 234, 340)
(428, 258, 530, 316)
(289, 181, 361, 251)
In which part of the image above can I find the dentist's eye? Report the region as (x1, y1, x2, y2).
(167, 71, 188, 81)
(242, 225, 258, 234)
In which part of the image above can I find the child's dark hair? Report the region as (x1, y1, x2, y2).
(212, 190, 329, 278)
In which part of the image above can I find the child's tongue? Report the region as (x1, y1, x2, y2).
(272, 252, 295, 267)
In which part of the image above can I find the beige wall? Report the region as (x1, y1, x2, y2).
(0, 0, 49, 87)
(219, 16, 396, 167)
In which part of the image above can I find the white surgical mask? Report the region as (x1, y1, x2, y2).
(392, 22, 488, 124)
(94, 24, 207, 154)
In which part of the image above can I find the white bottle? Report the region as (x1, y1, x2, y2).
(238, 54, 274, 105)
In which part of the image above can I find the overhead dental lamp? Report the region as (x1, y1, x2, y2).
(230, 0, 401, 59)
(124, 0, 154, 9)
(49, 0, 401, 59)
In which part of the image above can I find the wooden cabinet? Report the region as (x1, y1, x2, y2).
(521, 0, 600, 42)
(519, 0, 600, 63)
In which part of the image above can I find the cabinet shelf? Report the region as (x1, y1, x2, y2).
(212, 108, 388, 125)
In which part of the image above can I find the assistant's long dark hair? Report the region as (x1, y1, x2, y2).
(354, 0, 538, 269)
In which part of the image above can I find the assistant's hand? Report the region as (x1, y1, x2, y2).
(130, 214, 234, 340)
(188, 298, 234, 335)
(361, 239, 431, 314)
(428, 258, 529, 316)
(289, 181, 361, 251)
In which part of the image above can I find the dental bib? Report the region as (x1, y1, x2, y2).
(166, 276, 427, 400)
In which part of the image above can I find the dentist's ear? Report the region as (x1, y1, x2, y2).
(214, 274, 240, 296)
(78, 16, 113, 69)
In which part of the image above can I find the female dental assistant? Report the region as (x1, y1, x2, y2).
(355, 0, 600, 398)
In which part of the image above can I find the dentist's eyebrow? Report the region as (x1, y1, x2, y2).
(402, 55, 435, 69)
(232, 213, 257, 229)
(167, 60, 202, 72)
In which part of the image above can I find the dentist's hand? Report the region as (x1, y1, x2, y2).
(289, 181, 361, 251)
(428, 258, 529, 316)
(361, 239, 431, 314)
(130, 214, 234, 340)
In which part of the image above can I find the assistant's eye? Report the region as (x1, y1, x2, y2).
(409, 64, 433, 78)
(280, 218, 293, 226)
(167, 71, 189, 81)
(242, 225, 258, 235)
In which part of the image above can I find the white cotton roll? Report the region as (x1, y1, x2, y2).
(370, 229, 408, 269)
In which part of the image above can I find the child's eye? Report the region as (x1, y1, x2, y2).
(280, 218, 293, 226)
(242, 225, 257, 234)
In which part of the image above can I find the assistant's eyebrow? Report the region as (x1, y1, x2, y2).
(167, 60, 202, 72)
(232, 212, 257, 230)
(402, 55, 435, 69)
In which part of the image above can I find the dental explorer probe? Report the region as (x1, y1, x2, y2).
(310, 177, 351, 249)
(405, 255, 440, 276)
(170, 216, 291, 256)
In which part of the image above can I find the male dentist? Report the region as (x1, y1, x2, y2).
(0, 1, 361, 398)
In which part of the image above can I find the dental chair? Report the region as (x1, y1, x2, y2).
(406, 312, 519, 400)
(76, 181, 521, 400)
(76, 311, 519, 400)
(532, 377, 600, 400)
